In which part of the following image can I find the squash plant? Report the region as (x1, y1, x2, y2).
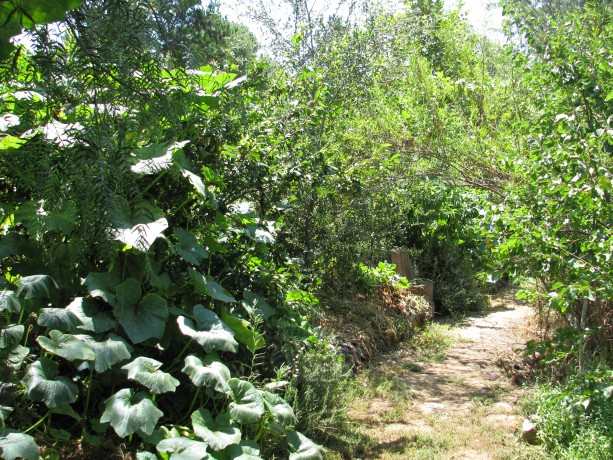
(0, 4, 325, 458)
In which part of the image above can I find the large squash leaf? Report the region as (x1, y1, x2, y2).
(75, 334, 133, 373)
(227, 379, 265, 425)
(0, 291, 20, 313)
(23, 358, 79, 408)
(261, 391, 297, 427)
(182, 354, 231, 393)
(191, 408, 240, 451)
(0, 325, 24, 350)
(37, 330, 95, 362)
(38, 308, 81, 332)
(114, 292, 168, 344)
(177, 305, 237, 353)
(122, 357, 179, 394)
(174, 228, 208, 265)
(241, 291, 275, 321)
(100, 389, 163, 437)
(286, 431, 325, 460)
(82, 273, 120, 306)
(16, 275, 58, 299)
(189, 269, 236, 303)
(226, 441, 264, 460)
(0, 430, 39, 460)
(66, 297, 116, 333)
(157, 435, 210, 460)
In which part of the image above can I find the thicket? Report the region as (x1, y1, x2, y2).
(1, 0, 611, 459)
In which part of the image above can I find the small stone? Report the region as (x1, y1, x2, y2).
(487, 372, 500, 380)
(521, 418, 538, 444)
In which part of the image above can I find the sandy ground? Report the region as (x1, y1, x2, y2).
(350, 290, 539, 459)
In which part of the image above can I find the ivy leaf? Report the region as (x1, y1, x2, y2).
(100, 389, 163, 437)
(16, 275, 58, 299)
(23, 357, 79, 408)
(114, 293, 168, 344)
(156, 436, 210, 460)
(37, 330, 95, 362)
(83, 273, 120, 306)
(0, 291, 20, 313)
(189, 269, 236, 303)
(227, 379, 265, 425)
(226, 441, 264, 460)
(191, 408, 240, 451)
(0, 430, 39, 460)
(177, 305, 237, 353)
(75, 334, 133, 373)
(38, 308, 81, 332)
(286, 431, 325, 460)
(122, 357, 179, 394)
(174, 228, 208, 265)
(241, 291, 275, 321)
(261, 391, 297, 426)
(0, 325, 24, 349)
(66, 297, 116, 333)
(182, 354, 231, 393)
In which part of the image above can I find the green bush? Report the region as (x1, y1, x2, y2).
(527, 371, 613, 460)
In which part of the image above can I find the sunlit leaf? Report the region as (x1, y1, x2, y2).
(226, 441, 264, 460)
(241, 291, 275, 320)
(75, 334, 133, 373)
(37, 330, 95, 362)
(23, 358, 79, 408)
(191, 408, 240, 451)
(0, 291, 20, 313)
(227, 378, 265, 425)
(177, 305, 237, 353)
(157, 436, 210, 460)
(122, 357, 179, 394)
(100, 389, 163, 437)
(221, 311, 265, 353)
(286, 431, 324, 460)
(261, 391, 297, 426)
(182, 354, 231, 393)
(0, 430, 39, 460)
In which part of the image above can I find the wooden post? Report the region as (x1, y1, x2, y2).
(390, 249, 416, 280)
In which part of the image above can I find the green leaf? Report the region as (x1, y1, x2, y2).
(131, 140, 189, 175)
(286, 431, 324, 460)
(189, 270, 236, 303)
(122, 357, 179, 394)
(83, 273, 120, 306)
(66, 297, 117, 333)
(191, 408, 240, 451)
(0, 325, 24, 349)
(100, 389, 163, 437)
(23, 358, 79, 408)
(182, 354, 231, 393)
(226, 441, 264, 460)
(16, 275, 58, 299)
(0, 291, 20, 313)
(156, 436, 210, 460)
(50, 403, 81, 421)
(241, 291, 275, 321)
(177, 305, 237, 353)
(0, 135, 27, 151)
(261, 391, 297, 426)
(115, 278, 142, 314)
(5, 345, 29, 370)
(38, 308, 81, 332)
(0, 430, 39, 460)
(136, 452, 158, 460)
(37, 330, 95, 362)
(114, 293, 168, 344)
(174, 228, 208, 265)
(45, 200, 77, 234)
(220, 311, 265, 353)
(75, 334, 133, 373)
(227, 379, 265, 425)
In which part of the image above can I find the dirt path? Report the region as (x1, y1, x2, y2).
(350, 290, 539, 459)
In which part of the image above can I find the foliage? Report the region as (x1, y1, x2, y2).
(356, 262, 410, 292)
(526, 372, 613, 459)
